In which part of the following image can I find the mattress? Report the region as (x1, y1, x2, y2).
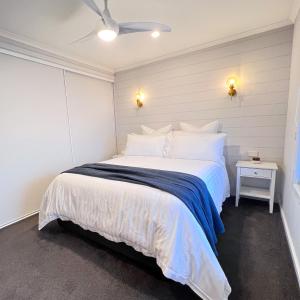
(39, 156, 231, 300)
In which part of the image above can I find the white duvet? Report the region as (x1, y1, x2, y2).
(39, 156, 231, 300)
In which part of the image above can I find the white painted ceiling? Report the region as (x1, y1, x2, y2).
(0, 0, 295, 72)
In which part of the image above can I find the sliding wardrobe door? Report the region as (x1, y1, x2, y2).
(0, 54, 72, 227)
(64, 71, 116, 164)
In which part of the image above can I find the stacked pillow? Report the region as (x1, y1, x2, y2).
(124, 134, 168, 157)
(179, 120, 220, 133)
(141, 124, 172, 135)
(167, 130, 226, 163)
(123, 124, 172, 157)
(123, 121, 226, 163)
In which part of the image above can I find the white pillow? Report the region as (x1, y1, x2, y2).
(124, 134, 167, 157)
(141, 124, 172, 135)
(167, 132, 226, 163)
(180, 120, 220, 133)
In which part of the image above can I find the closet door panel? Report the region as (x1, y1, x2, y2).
(0, 54, 72, 226)
(65, 71, 116, 164)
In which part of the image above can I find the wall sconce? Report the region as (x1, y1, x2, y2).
(136, 90, 145, 108)
(226, 77, 237, 99)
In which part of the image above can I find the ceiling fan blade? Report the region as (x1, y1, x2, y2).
(82, 0, 116, 29)
(119, 22, 171, 34)
(70, 28, 98, 44)
(81, 0, 104, 19)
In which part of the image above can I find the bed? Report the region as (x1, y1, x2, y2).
(39, 155, 231, 300)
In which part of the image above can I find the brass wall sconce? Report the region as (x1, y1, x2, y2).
(136, 90, 145, 108)
(226, 77, 237, 99)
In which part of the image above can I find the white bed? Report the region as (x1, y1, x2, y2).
(39, 155, 231, 300)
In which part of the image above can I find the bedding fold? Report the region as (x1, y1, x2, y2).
(63, 163, 224, 255)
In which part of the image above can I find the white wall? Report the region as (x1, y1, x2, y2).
(64, 71, 116, 165)
(282, 9, 300, 285)
(114, 27, 293, 194)
(0, 54, 116, 228)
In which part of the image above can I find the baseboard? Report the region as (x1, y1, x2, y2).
(280, 206, 300, 287)
(0, 210, 39, 230)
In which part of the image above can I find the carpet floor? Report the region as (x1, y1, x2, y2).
(0, 198, 299, 300)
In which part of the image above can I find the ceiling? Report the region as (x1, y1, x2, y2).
(0, 0, 296, 72)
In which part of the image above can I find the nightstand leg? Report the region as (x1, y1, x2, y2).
(235, 168, 240, 207)
(269, 170, 276, 214)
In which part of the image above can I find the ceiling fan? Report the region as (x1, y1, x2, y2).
(74, 0, 171, 43)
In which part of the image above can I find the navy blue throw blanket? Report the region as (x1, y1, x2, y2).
(63, 163, 225, 255)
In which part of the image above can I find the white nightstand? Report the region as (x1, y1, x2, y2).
(235, 161, 278, 213)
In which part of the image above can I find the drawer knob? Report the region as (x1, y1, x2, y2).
(254, 171, 257, 175)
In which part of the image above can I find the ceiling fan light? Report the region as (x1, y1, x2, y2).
(151, 31, 160, 38)
(98, 29, 117, 42)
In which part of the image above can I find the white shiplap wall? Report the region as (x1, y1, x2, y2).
(114, 27, 293, 195)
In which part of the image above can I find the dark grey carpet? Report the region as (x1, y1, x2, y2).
(0, 198, 299, 300)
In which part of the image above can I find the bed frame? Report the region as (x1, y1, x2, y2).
(57, 219, 162, 274)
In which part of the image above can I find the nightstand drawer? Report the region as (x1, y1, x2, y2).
(240, 167, 272, 179)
